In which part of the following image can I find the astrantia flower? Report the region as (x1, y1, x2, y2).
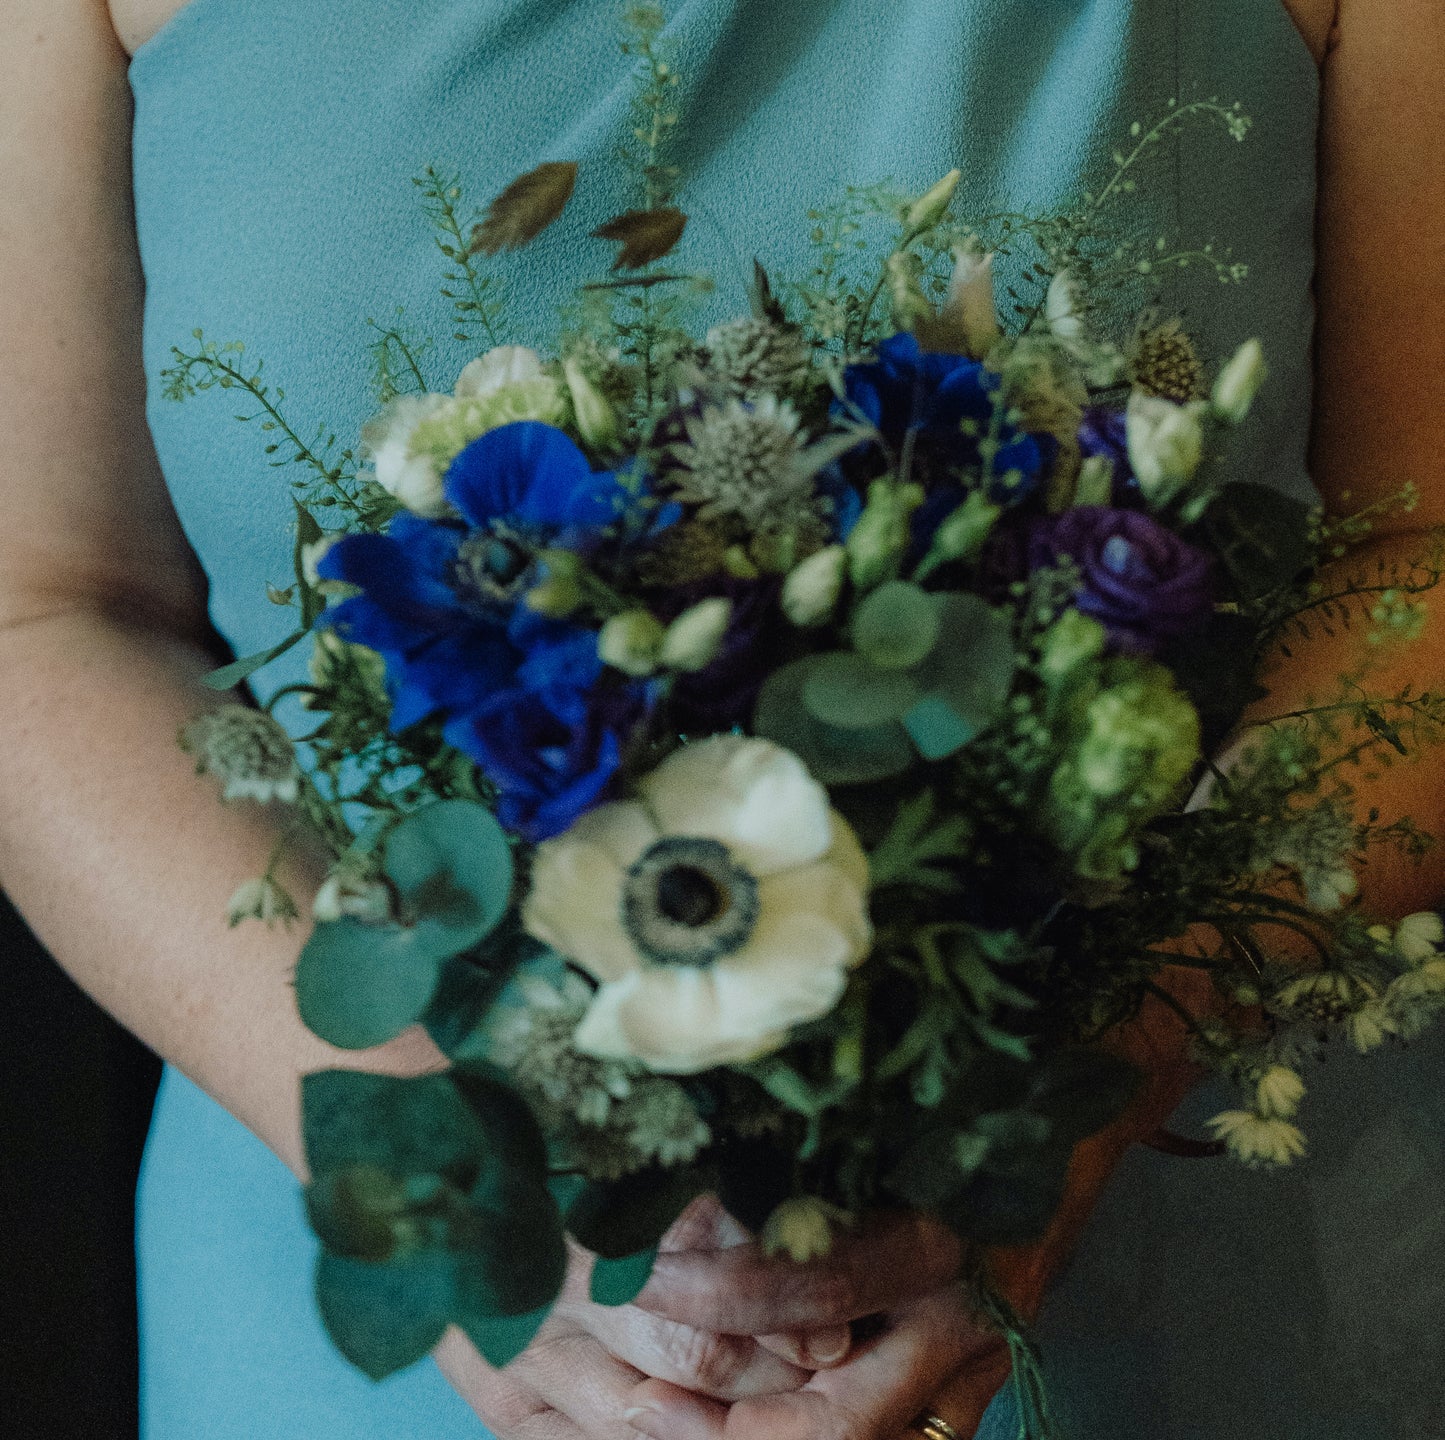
(1028, 507, 1215, 654)
(1207, 1110, 1307, 1167)
(1348, 999, 1399, 1054)
(523, 736, 872, 1074)
(181, 705, 300, 805)
(701, 317, 814, 403)
(1274, 970, 1378, 1023)
(1393, 911, 1445, 966)
(487, 973, 712, 1179)
(1255, 1065, 1306, 1119)
(669, 397, 821, 536)
(841, 333, 1045, 499)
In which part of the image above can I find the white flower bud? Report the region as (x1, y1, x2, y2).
(1074, 454, 1116, 508)
(562, 356, 621, 453)
(1045, 270, 1086, 342)
(782, 545, 847, 627)
(454, 345, 547, 399)
(904, 169, 962, 235)
(524, 549, 585, 618)
(363, 393, 453, 517)
(598, 611, 665, 676)
(660, 598, 732, 672)
(1255, 1066, 1306, 1120)
(313, 872, 393, 925)
(1125, 392, 1206, 505)
(227, 876, 299, 929)
(946, 247, 1002, 359)
(1211, 338, 1268, 425)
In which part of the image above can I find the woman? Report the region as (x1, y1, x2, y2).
(1, 0, 1441, 1436)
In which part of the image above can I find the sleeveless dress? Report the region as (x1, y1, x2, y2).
(129, 3, 1444, 1436)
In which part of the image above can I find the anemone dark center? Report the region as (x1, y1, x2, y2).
(656, 865, 726, 928)
(622, 837, 760, 967)
(454, 526, 534, 605)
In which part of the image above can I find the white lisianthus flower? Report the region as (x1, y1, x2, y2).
(1125, 391, 1207, 506)
(1394, 911, 1445, 966)
(362, 393, 454, 517)
(1207, 1110, 1307, 1167)
(454, 345, 547, 399)
(523, 736, 872, 1074)
(1255, 1065, 1306, 1119)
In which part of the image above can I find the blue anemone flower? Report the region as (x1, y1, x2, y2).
(841, 332, 1047, 503)
(316, 421, 646, 835)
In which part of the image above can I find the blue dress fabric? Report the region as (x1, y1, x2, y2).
(130, 3, 1442, 1436)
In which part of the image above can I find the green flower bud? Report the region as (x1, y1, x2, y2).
(1211, 338, 1268, 425)
(847, 480, 926, 590)
(781, 545, 847, 626)
(761, 1197, 852, 1264)
(904, 169, 962, 235)
(919, 491, 1001, 574)
(525, 548, 585, 617)
(226, 876, 300, 929)
(1039, 609, 1107, 684)
(563, 356, 621, 453)
(598, 610, 665, 676)
(660, 598, 732, 672)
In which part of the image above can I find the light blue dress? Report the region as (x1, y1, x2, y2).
(131, 3, 1443, 1436)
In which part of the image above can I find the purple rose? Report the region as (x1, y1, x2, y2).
(1029, 506, 1215, 653)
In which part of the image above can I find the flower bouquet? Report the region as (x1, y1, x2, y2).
(169, 6, 1445, 1425)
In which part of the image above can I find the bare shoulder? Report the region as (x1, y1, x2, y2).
(1280, 0, 1338, 66)
(106, 0, 192, 56)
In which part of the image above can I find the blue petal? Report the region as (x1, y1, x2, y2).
(444, 422, 598, 531)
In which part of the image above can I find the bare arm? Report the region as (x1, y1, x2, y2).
(0, 0, 441, 1178)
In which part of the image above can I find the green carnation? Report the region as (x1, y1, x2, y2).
(408, 379, 569, 472)
(1047, 658, 1201, 879)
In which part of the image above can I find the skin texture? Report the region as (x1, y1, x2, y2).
(6, 0, 1443, 1436)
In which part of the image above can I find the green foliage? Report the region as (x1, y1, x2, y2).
(868, 790, 973, 892)
(1204, 482, 1317, 602)
(414, 167, 507, 347)
(296, 801, 514, 1049)
(567, 1163, 713, 1260)
(589, 1249, 659, 1307)
(302, 1068, 565, 1377)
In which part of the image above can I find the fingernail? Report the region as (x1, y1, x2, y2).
(803, 1325, 852, 1366)
(624, 1404, 662, 1436)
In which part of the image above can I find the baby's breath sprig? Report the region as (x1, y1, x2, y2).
(161, 332, 362, 517)
(413, 166, 506, 347)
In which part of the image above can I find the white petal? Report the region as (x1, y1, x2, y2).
(454, 345, 547, 398)
(640, 736, 833, 875)
(821, 814, 870, 894)
(522, 839, 637, 982)
(757, 860, 872, 962)
(711, 909, 854, 1033)
(559, 801, 659, 871)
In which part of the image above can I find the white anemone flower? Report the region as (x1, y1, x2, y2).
(523, 736, 872, 1074)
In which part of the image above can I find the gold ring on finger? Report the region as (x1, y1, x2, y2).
(916, 1417, 962, 1440)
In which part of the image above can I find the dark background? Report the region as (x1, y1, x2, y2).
(1, 891, 159, 1438)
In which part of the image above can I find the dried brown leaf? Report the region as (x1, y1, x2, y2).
(469, 161, 579, 255)
(591, 207, 688, 271)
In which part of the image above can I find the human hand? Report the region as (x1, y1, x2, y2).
(431, 1194, 853, 1438)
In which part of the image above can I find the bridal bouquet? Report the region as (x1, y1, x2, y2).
(168, 4, 1445, 1420)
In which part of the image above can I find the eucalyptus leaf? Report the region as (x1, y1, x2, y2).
(567, 1165, 713, 1260)
(754, 658, 913, 785)
(803, 651, 921, 729)
(916, 595, 1015, 735)
(296, 917, 450, 1051)
(302, 1070, 489, 1179)
(315, 1249, 455, 1382)
(384, 800, 514, 939)
(903, 695, 975, 761)
(589, 1249, 659, 1307)
(457, 1304, 552, 1369)
(852, 582, 939, 671)
(458, 1172, 568, 1316)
